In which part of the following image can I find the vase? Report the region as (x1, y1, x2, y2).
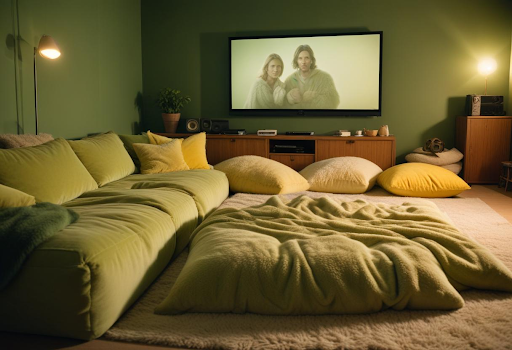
(162, 113, 180, 133)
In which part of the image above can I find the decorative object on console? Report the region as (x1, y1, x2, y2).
(477, 57, 497, 95)
(363, 128, 378, 136)
(378, 125, 389, 136)
(285, 131, 314, 136)
(157, 88, 191, 133)
(334, 130, 351, 137)
(34, 35, 61, 135)
(257, 129, 277, 136)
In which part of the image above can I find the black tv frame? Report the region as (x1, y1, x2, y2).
(229, 31, 383, 117)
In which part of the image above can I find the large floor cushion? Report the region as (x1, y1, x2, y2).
(0, 189, 199, 340)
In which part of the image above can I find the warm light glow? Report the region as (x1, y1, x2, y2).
(477, 58, 497, 76)
(40, 49, 60, 59)
(37, 35, 61, 60)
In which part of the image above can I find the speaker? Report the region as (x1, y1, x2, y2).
(466, 95, 505, 116)
(210, 119, 229, 134)
(201, 119, 212, 132)
(185, 118, 200, 133)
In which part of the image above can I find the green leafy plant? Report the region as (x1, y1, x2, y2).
(157, 88, 191, 114)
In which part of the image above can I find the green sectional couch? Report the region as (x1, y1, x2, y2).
(0, 134, 229, 340)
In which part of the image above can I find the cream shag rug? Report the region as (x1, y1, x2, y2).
(104, 192, 512, 350)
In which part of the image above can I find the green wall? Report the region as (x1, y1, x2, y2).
(140, 0, 512, 161)
(0, 0, 142, 139)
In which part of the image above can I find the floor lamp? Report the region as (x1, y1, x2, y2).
(34, 35, 61, 135)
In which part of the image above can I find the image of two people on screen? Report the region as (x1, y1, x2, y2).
(243, 44, 340, 110)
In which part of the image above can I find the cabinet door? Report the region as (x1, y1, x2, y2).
(206, 138, 267, 165)
(465, 118, 512, 183)
(316, 140, 394, 170)
(269, 154, 315, 171)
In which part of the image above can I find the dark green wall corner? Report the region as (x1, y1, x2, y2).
(141, 0, 512, 161)
(0, 0, 142, 139)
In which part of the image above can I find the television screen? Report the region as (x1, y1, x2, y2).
(230, 31, 382, 116)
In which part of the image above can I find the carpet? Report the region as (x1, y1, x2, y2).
(104, 192, 512, 350)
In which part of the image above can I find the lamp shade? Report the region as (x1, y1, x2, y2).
(477, 58, 497, 76)
(38, 35, 61, 59)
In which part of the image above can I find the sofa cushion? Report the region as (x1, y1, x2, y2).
(0, 138, 98, 204)
(214, 155, 309, 194)
(68, 132, 135, 187)
(118, 134, 150, 171)
(147, 131, 210, 170)
(133, 140, 190, 174)
(0, 184, 36, 208)
(300, 157, 382, 194)
(99, 169, 229, 222)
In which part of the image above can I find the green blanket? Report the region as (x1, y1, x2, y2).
(156, 196, 512, 315)
(0, 203, 78, 290)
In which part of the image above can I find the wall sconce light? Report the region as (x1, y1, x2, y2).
(34, 35, 61, 134)
(477, 58, 497, 95)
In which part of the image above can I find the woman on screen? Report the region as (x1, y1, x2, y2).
(244, 53, 286, 109)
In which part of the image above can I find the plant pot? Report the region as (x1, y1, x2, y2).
(162, 113, 180, 133)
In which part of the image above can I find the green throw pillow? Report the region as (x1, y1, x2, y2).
(118, 134, 150, 171)
(0, 138, 98, 204)
(68, 132, 135, 186)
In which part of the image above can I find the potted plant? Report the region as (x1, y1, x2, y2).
(157, 88, 191, 133)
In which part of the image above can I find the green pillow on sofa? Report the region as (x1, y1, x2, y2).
(0, 138, 98, 204)
(68, 132, 135, 187)
(118, 133, 150, 171)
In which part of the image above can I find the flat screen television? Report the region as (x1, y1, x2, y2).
(230, 31, 382, 117)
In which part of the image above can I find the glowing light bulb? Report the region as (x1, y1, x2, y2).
(40, 49, 61, 59)
(477, 58, 497, 76)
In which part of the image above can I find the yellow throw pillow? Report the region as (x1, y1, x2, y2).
(68, 132, 135, 187)
(214, 155, 309, 194)
(133, 140, 190, 174)
(0, 138, 98, 204)
(300, 157, 382, 194)
(147, 131, 209, 170)
(377, 163, 471, 198)
(0, 184, 36, 207)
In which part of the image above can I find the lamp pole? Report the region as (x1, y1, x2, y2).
(33, 47, 39, 135)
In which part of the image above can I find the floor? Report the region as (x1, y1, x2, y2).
(1, 184, 511, 350)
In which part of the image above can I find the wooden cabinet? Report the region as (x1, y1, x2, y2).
(269, 154, 316, 171)
(159, 133, 396, 171)
(205, 137, 267, 165)
(316, 138, 395, 170)
(456, 116, 512, 183)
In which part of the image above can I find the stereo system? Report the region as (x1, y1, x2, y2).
(465, 95, 505, 116)
(184, 119, 229, 133)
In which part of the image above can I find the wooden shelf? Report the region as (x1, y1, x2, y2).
(160, 133, 396, 171)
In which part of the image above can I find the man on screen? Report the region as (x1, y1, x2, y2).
(284, 44, 340, 109)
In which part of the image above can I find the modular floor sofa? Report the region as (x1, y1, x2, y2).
(0, 133, 229, 340)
